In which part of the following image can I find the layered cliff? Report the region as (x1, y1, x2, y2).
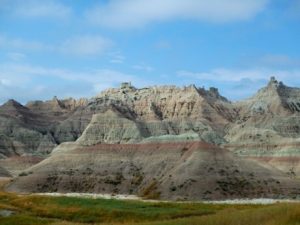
(5, 77, 300, 200)
(0, 97, 88, 159)
(225, 77, 300, 174)
(76, 84, 235, 146)
(0, 83, 235, 160)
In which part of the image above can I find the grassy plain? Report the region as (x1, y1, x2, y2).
(1, 178, 300, 225)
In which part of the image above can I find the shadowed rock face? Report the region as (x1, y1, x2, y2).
(0, 98, 88, 159)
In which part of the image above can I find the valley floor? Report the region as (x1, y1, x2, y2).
(1, 178, 300, 225)
(35, 192, 300, 205)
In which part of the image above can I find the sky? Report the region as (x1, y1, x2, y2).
(0, 0, 300, 104)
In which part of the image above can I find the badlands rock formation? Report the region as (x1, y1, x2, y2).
(0, 97, 88, 174)
(0, 166, 10, 177)
(225, 77, 300, 174)
(1, 82, 235, 159)
(0, 97, 88, 159)
(76, 84, 236, 146)
(3, 78, 300, 200)
(7, 142, 300, 200)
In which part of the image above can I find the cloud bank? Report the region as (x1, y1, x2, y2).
(0, 34, 113, 57)
(0, 62, 152, 104)
(86, 0, 269, 28)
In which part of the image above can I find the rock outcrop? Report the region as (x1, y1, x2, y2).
(0, 165, 10, 177)
(0, 99, 51, 158)
(225, 77, 300, 175)
(76, 84, 235, 145)
(0, 97, 88, 159)
(1, 83, 236, 160)
(4, 77, 300, 200)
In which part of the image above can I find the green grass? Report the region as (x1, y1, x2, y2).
(5, 194, 216, 223)
(1, 188, 300, 225)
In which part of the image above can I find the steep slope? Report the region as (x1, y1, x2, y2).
(0, 99, 56, 158)
(0, 97, 89, 159)
(225, 77, 300, 174)
(49, 84, 236, 147)
(76, 84, 236, 145)
(0, 84, 235, 160)
(0, 165, 11, 177)
(26, 97, 88, 122)
(0, 98, 89, 177)
(6, 79, 300, 199)
(7, 141, 300, 200)
(26, 97, 89, 144)
(3, 78, 300, 182)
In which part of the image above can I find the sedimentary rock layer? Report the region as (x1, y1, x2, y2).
(7, 141, 300, 200)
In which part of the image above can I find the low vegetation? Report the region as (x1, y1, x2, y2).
(1, 178, 300, 225)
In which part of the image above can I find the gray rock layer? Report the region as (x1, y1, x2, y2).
(7, 142, 300, 200)
(6, 77, 300, 200)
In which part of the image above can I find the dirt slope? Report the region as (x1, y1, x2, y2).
(7, 141, 300, 200)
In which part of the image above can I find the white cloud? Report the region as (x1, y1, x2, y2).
(1, 0, 71, 20)
(60, 35, 114, 56)
(132, 63, 154, 72)
(177, 68, 300, 100)
(177, 68, 300, 82)
(0, 35, 50, 51)
(0, 62, 153, 103)
(0, 78, 12, 86)
(109, 51, 125, 64)
(1, 62, 300, 103)
(86, 0, 269, 28)
(0, 34, 113, 57)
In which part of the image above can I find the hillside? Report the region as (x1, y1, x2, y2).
(3, 77, 300, 200)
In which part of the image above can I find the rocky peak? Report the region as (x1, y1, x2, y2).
(263, 77, 300, 102)
(268, 76, 279, 87)
(0, 99, 41, 125)
(0, 99, 29, 113)
(99, 83, 228, 101)
(237, 76, 300, 116)
(2, 99, 24, 108)
(26, 97, 88, 113)
(253, 76, 281, 97)
(207, 87, 229, 102)
(266, 76, 286, 91)
(61, 98, 88, 110)
(120, 82, 136, 91)
(48, 96, 64, 110)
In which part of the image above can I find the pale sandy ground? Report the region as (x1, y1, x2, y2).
(34, 192, 300, 205)
(34, 193, 141, 200)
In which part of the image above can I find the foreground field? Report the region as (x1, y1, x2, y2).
(1, 179, 300, 225)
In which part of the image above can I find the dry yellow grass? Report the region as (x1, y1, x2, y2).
(0, 185, 300, 225)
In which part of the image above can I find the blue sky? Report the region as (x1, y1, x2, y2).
(0, 0, 300, 104)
